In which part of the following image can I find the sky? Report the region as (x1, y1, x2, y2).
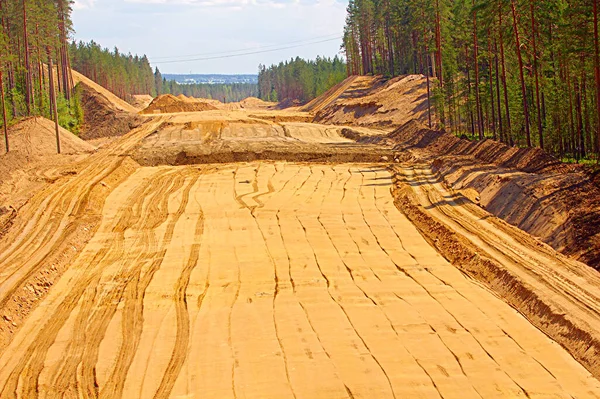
(71, 0, 349, 74)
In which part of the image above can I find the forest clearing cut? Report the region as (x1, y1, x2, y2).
(1, 74, 600, 398)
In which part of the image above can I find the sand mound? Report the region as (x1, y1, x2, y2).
(3, 117, 95, 156)
(71, 69, 138, 114)
(238, 97, 276, 109)
(0, 116, 96, 208)
(300, 76, 360, 113)
(275, 98, 303, 110)
(310, 75, 429, 128)
(131, 95, 153, 110)
(77, 82, 146, 140)
(141, 94, 219, 114)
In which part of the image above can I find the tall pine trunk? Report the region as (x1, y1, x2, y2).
(494, 40, 504, 143)
(499, 1, 512, 144)
(530, 0, 544, 149)
(466, 45, 476, 137)
(511, 0, 531, 147)
(425, 38, 433, 129)
(435, 0, 443, 87)
(0, 70, 8, 153)
(473, 1, 484, 139)
(488, 33, 497, 140)
(594, 0, 600, 158)
(48, 49, 61, 154)
(22, 0, 32, 114)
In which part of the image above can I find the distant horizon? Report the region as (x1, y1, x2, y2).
(163, 74, 258, 86)
(163, 73, 258, 77)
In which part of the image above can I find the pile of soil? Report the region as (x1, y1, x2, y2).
(0, 116, 96, 213)
(2, 116, 95, 156)
(141, 94, 219, 114)
(71, 69, 138, 114)
(238, 97, 276, 109)
(130, 94, 154, 110)
(346, 120, 600, 268)
(300, 76, 360, 113)
(248, 114, 313, 123)
(78, 82, 146, 140)
(140, 148, 394, 166)
(311, 75, 430, 128)
(133, 118, 393, 166)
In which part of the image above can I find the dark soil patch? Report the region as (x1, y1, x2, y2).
(78, 82, 146, 140)
(135, 147, 395, 166)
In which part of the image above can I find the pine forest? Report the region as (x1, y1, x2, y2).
(258, 56, 347, 103)
(342, 0, 600, 160)
(0, 0, 79, 131)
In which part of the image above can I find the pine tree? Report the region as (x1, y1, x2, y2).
(340, 0, 600, 160)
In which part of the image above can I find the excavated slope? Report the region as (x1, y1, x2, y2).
(71, 69, 138, 114)
(344, 120, 600, 269)
(311, 75, 430, 128)
(78, 82, 146, 140)
(299, 75, 360, 113)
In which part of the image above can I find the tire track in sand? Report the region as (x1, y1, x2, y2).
(54, 171, 185, 398)
(153, 201, 205, 399)
(5, 170, 178, 398)
(101, 170, 202, 399)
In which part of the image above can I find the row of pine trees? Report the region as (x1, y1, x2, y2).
(70, 40, 155, 102)
(258, 56, 347, 103)
(0, 0, 260, 134)
(65, 43, 261, 104)
(343, 0, 600, 160)
(0, 0, 76, 128)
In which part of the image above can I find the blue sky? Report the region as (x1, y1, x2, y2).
(72, 0, 348, 74)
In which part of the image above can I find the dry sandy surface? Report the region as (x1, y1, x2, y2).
(347, 119, 600, 269)
(133, 110, 394, 166)
(299, 75, 430, 129)
(0, 117, 96, 227)
(131, 94, 154, 110)
(1, 109, 600, 398)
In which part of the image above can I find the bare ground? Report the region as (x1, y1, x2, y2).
(1, 102, 600, 398)
(345, 120, 600, 269)
(78, 82, 147, 140)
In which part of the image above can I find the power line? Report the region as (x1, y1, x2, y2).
(152, 36, 343, 65)
(151, 33, 342, 60)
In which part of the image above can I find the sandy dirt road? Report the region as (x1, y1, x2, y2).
(1, 113, 600, 398)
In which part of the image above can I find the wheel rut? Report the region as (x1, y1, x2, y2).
(2, 158, 599, 399)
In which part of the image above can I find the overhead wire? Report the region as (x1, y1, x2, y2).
(152, 36, 343, 64)
(151, 33, 342, 60)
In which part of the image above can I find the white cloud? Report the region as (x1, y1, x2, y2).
(72, 0, 348, 73)
(73, 0, 96, 9)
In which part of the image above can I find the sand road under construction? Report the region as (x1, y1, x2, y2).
(1, 111, 600, 398)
